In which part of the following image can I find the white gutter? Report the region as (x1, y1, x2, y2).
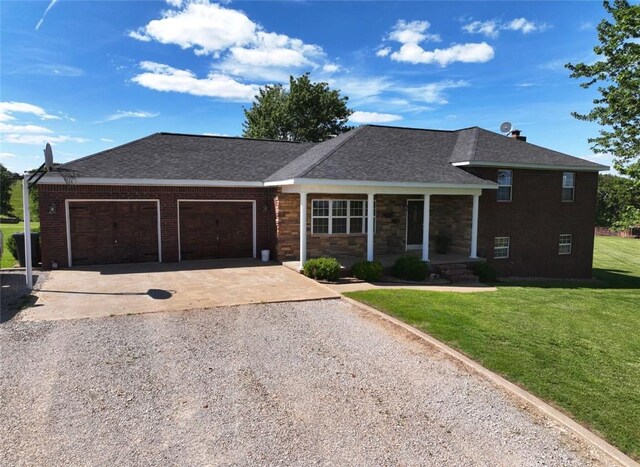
(451, 161, 610, 172)
(264, 177, 497, 190)
(39, 175, 263, 187)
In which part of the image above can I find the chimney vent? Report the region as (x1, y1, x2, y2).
(510, 129, 527, 142)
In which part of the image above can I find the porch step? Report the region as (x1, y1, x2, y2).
(436, 263, 479, 283)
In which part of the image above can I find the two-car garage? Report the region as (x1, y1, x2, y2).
(66, 199, 256, 266)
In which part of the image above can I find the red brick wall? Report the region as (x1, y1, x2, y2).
(38, 185, 277, 269)
(464, 168, 598, 278)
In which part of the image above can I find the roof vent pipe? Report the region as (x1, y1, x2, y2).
(510, 129, 527, 142)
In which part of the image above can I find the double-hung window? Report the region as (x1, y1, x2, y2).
(497, 170, 512, 202)
(562, 172, 575, 202)
(559, 234, 572, 255)
(494, 237, 510, 259)
(312, 199, 374, 234)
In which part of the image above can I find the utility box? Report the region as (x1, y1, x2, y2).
(11, 233, 41, 267)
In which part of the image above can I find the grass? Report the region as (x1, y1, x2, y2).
(1, 180, 39, 269)
(345, 236, 640, 460)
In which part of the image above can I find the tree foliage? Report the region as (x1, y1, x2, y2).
(243, 73, 353, 143)
(0, 164, 18, 217)
(566, 0, 640, 181)
(596, 174, 640, 227)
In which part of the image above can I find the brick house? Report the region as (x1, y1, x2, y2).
(39, 125, 607, 278)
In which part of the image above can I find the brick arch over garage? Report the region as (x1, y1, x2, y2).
(38, 185, 278, 269)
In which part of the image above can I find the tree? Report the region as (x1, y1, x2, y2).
(596, 174, 640, 226)
(243, 73, 353, 143)
(0, 164, 18, 217)
(566, 0, 640, 182)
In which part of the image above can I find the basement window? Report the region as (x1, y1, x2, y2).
(497, 169, 512, 202)
(494, 237, 510, 259)
(312, 199, 374, 234)
(562, 172, 575, 202)
(559, 234, 572, 255)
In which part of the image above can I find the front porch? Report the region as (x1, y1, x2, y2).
(275, 185, 486, 271)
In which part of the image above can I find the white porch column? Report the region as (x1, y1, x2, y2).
(470, 194, 479, 258)
(299, 192, 307, 267)
(367, 193, 375, 261)
(22, 174, 33, 289)
(422, 194, 430, 262)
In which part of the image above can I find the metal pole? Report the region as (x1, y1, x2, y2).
(22, 174, 33, 289)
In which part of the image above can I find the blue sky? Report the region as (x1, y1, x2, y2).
(0, 0, 618, 174)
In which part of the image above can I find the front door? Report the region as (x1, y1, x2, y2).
(406, 200, 424, 247)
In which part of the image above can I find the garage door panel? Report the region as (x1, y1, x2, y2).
(69, 201, 158, 266)
(179, 201, 253, 260)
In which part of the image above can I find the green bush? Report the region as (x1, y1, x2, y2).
(472, 262, 497, 282)
(303, 257, 341, 282)
(6, 234, 18, 261)
(391, 255, 429, 281)
(351, 260, 383, 282)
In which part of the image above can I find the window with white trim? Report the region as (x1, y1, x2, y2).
(562, 172, 575, 202)
(559, 234, 572, 255)
(497, 170, 512, 202)
(312, 199, 374, 234)
(494, 237, 510, 259)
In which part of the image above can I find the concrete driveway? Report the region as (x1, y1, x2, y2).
(1, 300, 604, 465)
(22, 259, 338, 321)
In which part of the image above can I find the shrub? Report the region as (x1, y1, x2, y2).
(472, 262, 497, 283)
(351, 260, 383, 282)
(391, 255, 429, 281)
(6, 234, 18, 261)
(303, 257, 341, 282)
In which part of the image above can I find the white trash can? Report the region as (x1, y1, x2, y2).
(261, 249, 270, 262)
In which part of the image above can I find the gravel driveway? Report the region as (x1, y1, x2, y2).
(1, 300, 606, 466)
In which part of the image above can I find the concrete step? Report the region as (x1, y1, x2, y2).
(437, 263, 468, 272)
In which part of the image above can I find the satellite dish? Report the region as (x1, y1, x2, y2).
(44, 143, 54, 171)
(500, 122, 513, 134)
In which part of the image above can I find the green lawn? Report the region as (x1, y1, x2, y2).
(346, 236, 640, 460)
(1, 180, 39, 269)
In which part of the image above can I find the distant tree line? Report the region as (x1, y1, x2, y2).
(597, 174, 640, 230)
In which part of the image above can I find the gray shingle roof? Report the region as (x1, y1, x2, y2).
(268, 125, 489, 185)
(54, 125, 606, 186)
(59, 133, 313, 181)
(450, 127, 606, 169)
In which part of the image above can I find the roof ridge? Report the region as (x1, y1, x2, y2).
(58, 133, 160, 169)
(365, 124, 458, 133)
(159, 132, 308, 144)
(298, 126, 367, 178)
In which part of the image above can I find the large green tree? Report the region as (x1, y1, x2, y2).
(243, 73, 353, 142)
(0, 164, 17, 217)
(566, 0, 640, 181)
(596, 174, 640, 227)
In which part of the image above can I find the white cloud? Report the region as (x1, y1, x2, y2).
(102, 110, 159, 122)
(35, 0, 59, 31)
(388, 20, 441, 44)
(400, 80, 469, 104)
(0, 123, 53, 134)
(322, 63, 340, 73)
(391, 42, 494, 67)
(131, 61, 259, 101)
(504, 17, 548, 34)
(100, 138, 115, 142)
(462, 20, 499, 39)
(462, 17, 549, 38)
(203, 132, 231, 137)
(0, 102, 61, 122)
(1, 134, 89, 145)
(328, 76, 393, 104)
(579, 21, 594, 31)
(379, 19, 494, 67)
(0, 152, 16, 159)
(130, 1, 329, 82)
(165, 0, 183, 7)
(129, 2, 256, 55)
(349, 111, 403, 124)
